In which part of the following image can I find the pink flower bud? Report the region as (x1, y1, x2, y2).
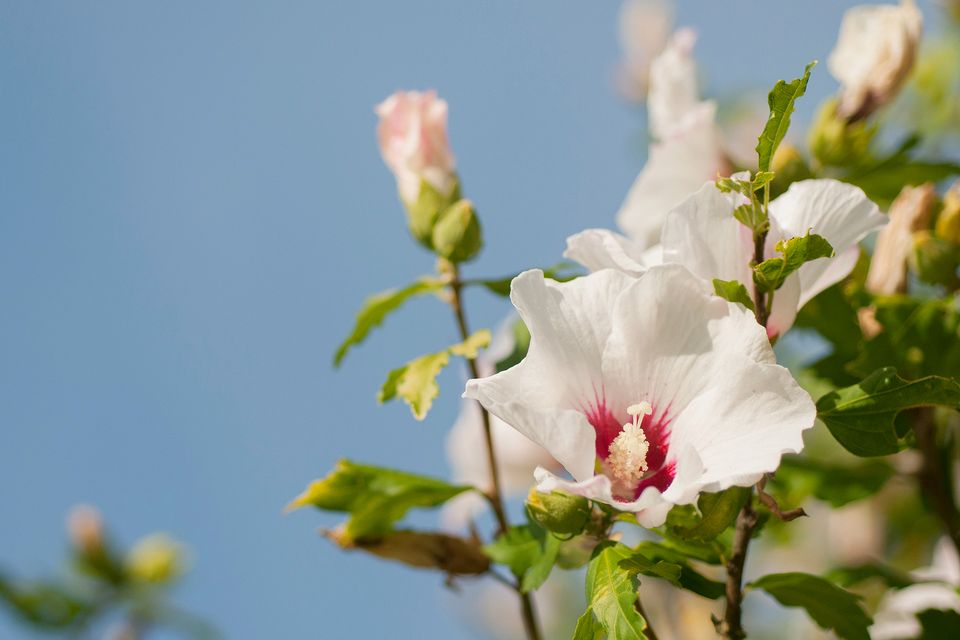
(67, 504, 104, 554)
(375, 90, 456, 206)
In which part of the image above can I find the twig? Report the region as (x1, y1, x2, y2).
(722, 500, 758, 640)
(447, 263, 543, 640)
(913, 407, 960, 559)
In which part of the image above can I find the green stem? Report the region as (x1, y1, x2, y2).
(447, 263, 543, 640)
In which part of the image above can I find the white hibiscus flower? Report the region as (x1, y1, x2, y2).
(463, 265, 815, 527)
(568, 177, 885, 338)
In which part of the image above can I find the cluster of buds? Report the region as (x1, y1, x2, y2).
(811, 0, 922, 167)
(66, 504, 185, 587)
(376, 91, 482, 264)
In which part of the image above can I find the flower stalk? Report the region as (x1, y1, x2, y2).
(445, 262, 543, 640)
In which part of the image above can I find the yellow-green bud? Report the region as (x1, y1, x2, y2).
(808, 98, 875, 168)
(770, 144, 812, 198)
(405, 178, 460, 248)
(911, 231, 960, 289)
(125, 534, 185, 585)
(431, 199, 483, 263)
(936, 185, 960, 245)
(525, 488, 591, 535)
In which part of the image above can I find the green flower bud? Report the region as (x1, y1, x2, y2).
(431, 199, 483, 263)
(125, 534, 186, 585)
(808, 98, 875, 168)
(911, 230, 960, 289)
(525, 488, 591, 535)
(769, 144, 812, 198)
(935, 184, 960, 246)
(405, 178, 461, 248)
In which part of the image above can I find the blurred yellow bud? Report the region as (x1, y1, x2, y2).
(935, 182, 960, 245)
(126, 534, 185, 584)
(66, 504, 104, 555)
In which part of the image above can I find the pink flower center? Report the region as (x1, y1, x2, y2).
(584, 395, 674, 500)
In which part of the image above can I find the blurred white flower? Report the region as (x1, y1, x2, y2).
(617, 0, 674, 103)
(829, 0, 923, 121)
(376, 90, 457, 205)
(465, 266, 814, 527)
(616, 28, 726, 248)
(443, 316, 557, 530)
(871, 539, 960, 640)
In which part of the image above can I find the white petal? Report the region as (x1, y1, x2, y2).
(769, 179, 884, 307)
(564, 229, 651, 276)
(616, 103, 725, 247)
(443, 399, 556, 530)
(663, 359, 814, 501)
(464, 269, 635, 481)
(660, 181, 755, 287)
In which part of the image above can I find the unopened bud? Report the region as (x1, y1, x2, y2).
(526, 488, 591, 535)
(936, 183, 960, 245)
(126, 534, 185, 584)
(867, 183, 936, 295)
(911, 231, 960, 289)
(431, 199, 483, 263)
(808, 99, 875, 168)
(770, 144, 812, 197)
(67, 505, 104, 555)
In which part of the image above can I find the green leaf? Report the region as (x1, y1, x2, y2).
(617, 552, 682, 586)
(844, 157, 960, 205)
(852, 296, 960, 381)
(757, 62, 816, 172)
(632, 542, 726, 599)
(286, 460, 470, 541)
(817, 367, 960, 456)
(484, 526, 543, 577)
(470, 262, 581, 297)
(753, 232, 834, 292)
(733, 201, 769, 234)
(675, 488, 750, 542)
(772, 455, 894, 507)
(520, 532, 561, 593)
(378, 330, 491, 420)
(793, 283, 864, 386)
(448, 328, 491, 359)
(918, 609, 960, 638)
(0, 576, 91, 630)
(749, 572, 872, 640)
(580, 543, 649, 640)
(573, 609, 604, 640)
(825, 562, 917, 590)
(378, 351, 450, 420)
(713, 279, 756, 312)
(333, 277, 445, 367)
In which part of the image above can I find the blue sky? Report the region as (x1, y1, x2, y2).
(0, 1, 942, 638)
